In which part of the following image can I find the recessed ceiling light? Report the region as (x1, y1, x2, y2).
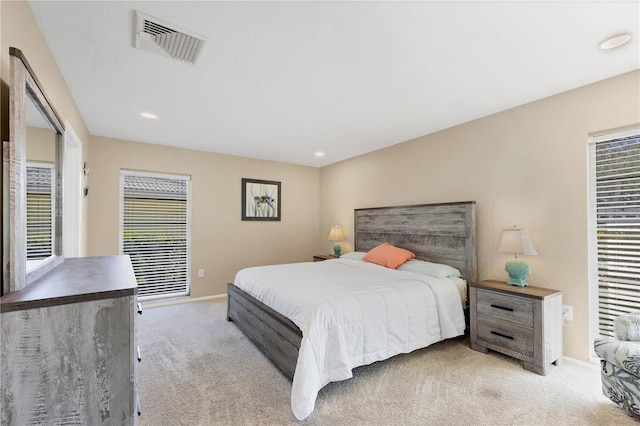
(140, 112, 157, 119)
(599, 34, 631, 50)
(314, 151, 325, 157)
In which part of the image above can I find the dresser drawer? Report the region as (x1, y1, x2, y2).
(477, 289, 534, 327)
(477, 316, 534, 360)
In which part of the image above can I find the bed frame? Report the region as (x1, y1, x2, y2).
(227, 201, 477, 380)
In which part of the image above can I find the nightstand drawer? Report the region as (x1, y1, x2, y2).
(477, 316, 534, 359)
(477, 289, 534, 328)
(470, 280, 562, 375)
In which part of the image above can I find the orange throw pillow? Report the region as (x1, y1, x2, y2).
(362, 243, 416, 269)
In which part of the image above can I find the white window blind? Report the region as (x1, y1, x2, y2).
(590, 129, 640, 336)
(26, 163, 54, 260)
(121, 171, 190, 299)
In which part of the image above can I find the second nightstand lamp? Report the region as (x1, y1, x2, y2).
(327, 225, 344, 257)
(497, 226, 538, 287)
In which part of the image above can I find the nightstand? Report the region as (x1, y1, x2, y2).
(469, 280, 563, 376)
(313, 254, 337, 262)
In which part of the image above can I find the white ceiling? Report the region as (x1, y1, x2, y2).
(28, 1, 639, 167)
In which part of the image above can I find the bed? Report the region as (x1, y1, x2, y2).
(227, 201, 476, 419)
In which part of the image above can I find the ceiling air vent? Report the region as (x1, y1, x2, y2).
(134, 11, 207, 64)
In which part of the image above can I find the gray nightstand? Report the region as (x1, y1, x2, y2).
(313, 254, 337, 262)
(469, 280, 563, 375)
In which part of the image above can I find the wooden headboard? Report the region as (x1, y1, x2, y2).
(354, 201, 477, 281)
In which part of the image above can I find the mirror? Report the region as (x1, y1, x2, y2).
(26, 93, 58, 273)
(3, 47, 64, 294)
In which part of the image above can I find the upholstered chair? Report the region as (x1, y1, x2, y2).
(594, 311, 640, 417)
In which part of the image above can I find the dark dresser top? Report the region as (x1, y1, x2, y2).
(470, 279, 561, 300)
(1, 255, 138, 313)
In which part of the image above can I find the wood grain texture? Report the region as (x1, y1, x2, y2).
(227, 283, 301, 380)
(470, 280, 563, 376)
(0, 255, 137, 312)
(6, 50, 27, 293)
(4, 47, 66, 294)
(0, 256, 138, 425)
(470, 279, 560, 300)
(354, 201, 477, 281)
(227, 201, 478, 381)
(476, 290, 534, 328)
(1, 296, 136, 425)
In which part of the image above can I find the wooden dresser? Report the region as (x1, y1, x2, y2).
(0, 255, 139, 425)
(469, 280, 563, 376)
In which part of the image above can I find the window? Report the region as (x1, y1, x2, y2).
(589, 129, 640, 336)
(26, 163, 54, 260)
(120, 171, 190, 300)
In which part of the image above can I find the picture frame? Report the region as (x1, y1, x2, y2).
(241, 178, 281, 221)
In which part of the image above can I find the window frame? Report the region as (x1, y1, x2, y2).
(588, 127, 640, 351)
(119, 169, 192, 301)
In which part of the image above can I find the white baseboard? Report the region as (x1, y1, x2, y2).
(141, 293, 227, 309)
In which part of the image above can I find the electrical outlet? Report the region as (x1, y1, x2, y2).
(562, 304, 573, 321)
(197, 269, 204, 278)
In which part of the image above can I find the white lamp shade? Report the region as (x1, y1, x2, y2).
(327, 225, 344, 242)
(497, 228, 537, 256)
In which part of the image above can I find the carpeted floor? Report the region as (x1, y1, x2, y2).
(137, 299, 637, 425)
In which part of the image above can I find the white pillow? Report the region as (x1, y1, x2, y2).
(339, 251, 367, 261)
(397, 259, 461, 278)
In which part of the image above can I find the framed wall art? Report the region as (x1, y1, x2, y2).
(241, 178, 281, 221)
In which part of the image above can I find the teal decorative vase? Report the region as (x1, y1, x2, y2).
(333, 243, 341, 257)
(505, 258, 531, 287)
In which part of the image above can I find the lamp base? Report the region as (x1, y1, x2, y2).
(505, 258, 531, 287)
(507, 277, 528, 287)
(333, 243, 341, 257)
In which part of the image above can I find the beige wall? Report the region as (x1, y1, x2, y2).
(88, 136, 320, 297)
(319, 70, 640, 361)
(1, 0, 90, 146)
(1, 0, 91, 256)
(4, 0, 640, 362)
(26, 126, 55, 162)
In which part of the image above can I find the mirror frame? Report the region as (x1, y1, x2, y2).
(3, 47, 65, 294)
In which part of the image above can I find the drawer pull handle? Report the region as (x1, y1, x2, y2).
(491, 331, 514, 340)
(490, 304, 513, 312)
(137, 395, 141, 416)
(137, 302, 143, 315)
(137, 346, 142, 362)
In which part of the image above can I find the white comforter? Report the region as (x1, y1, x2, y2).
(234, 258, 466, 420)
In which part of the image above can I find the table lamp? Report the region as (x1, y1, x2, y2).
(497, 226, 538, 287)
(327, 225, 344, 257)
